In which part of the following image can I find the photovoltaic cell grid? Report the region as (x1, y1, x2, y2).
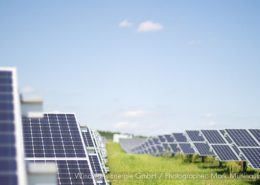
(225, 129, 259, 147)
(23, 113, 96, 185)
(172, 133, 187, 142)
(169, 144, 179, 153)
(211, 145, 239, 161)
(239, 148, 260, 169)
(0, 69, 25, 185)
(224, 129, 260, 169)
(151, 137, 160, 145)
(179, 143, 195, 154)
(193, 143, 214, 156)
(89, 155, 102, 174)
(185, 131, 204, 142)
(82, 128, 94, 147)
(164, 134, 175, 143)
(201, 130, 226, 144)
(23, 114, 86, 158)
(158, 135, 166, 143)
(162, 143, 170, 151)
(185, 130, 214, 156)
(249, 129, 260, 143)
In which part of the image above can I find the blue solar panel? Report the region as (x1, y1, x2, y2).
(172, 133, 187, 142)
(148, 139, 153, 145)
(89, 155, 103, 174)
(211, 145, 239, 161)
(150, 146, 157, 154)
(220, 130, 233, 144)
(226, 129, 259, 147)
(155, 145, 164, 154)
(186, 130, 204, 142)
(0, 69, 26, 185)
(169, 144, 179, 153)
(179, 143, 195, 154)
(164, 134, 175, 143)
(158, 135, 166, 143)
(82, 128, 95, 147)
(152, 137, 160, 145)
(23, 114, 86, 158)
(201, 130, 226, 144)
(23, 113, 96, 185)
(240, 148, 260, 169)
(232, 145, 240, 155)
(249, 129, 260, 144)
(162, 143, 170, 151)
(193, 143, 214, 156)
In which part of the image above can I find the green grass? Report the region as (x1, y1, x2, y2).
(106, 142, 259, 185)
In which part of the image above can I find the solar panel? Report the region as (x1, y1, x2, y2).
(22, 113, 96, 185)
(201, 130, 226, 144)
(226, 129, 259, 147)
(179, 143, 195, 154)
(82, 128, 95, 147)
(240, 148, 260, 169)
(211, 145, 239, 161)
(150, 146, 157, 154)
(232, 145, 240, 155)
(169, 144, 179, 153)
(148, 139, 153, 145)
(158, 135, 166, 143)
(172, 133, 187, 142)
(185, 130, 204, 142)
(23, 114, 86, 158)
(249, 129, 260, 144)
(164, 134, 175, 143)
(151, 137, 160, 145)
(162, 143, 170, 151)
(0, 68, 27, 185)
(89, 155, 103, 174)
(193, 143, 214, 156)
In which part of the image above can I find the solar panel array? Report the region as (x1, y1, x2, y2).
(22, 113, 96, 185)
(0, 68, 27, 185)
(172, 133, 195, 155)
(130, 129, 260, 169)
(2, 66, 260, 185)
(223, 129, 260, 169)
(185, 130, 214, 156)
(201, 130, 240, 161)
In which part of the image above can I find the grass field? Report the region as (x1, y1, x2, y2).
(106, 142, 259, 185)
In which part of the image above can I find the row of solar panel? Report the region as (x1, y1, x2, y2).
(131, 129, 260, 169)
(0, 69, 24, 185)
(0, 68, 109, 185)
(22, 113, 109, 185)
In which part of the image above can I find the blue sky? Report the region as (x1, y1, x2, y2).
(1, 0, 260, 135)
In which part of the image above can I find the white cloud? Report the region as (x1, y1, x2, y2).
(123, 110, 148, 118)
(137, 21, 163, 32)
(188, 40, 201, 46)
(119, 20, 133, 28)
